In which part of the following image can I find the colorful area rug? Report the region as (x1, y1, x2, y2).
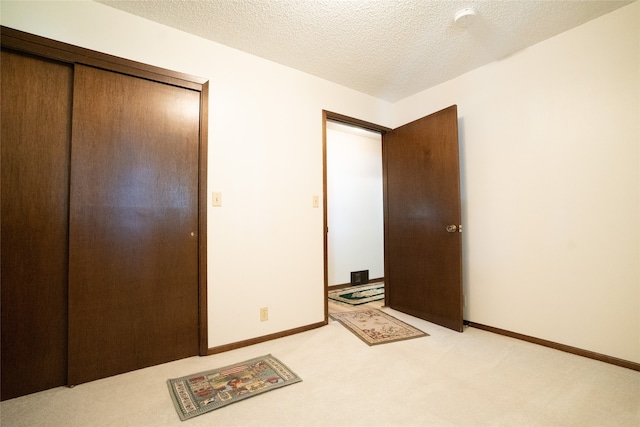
(330, 309, 428, 346)
(328, 282, 384, 306)
(167, 354, 302, 421)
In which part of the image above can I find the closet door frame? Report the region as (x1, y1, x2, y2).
(0, 26, 210, 356)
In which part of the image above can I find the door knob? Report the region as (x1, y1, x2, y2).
(446, 225, 458, 233)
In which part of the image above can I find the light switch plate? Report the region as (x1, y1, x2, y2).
(212, 192, 222, 207)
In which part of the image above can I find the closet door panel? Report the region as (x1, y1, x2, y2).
(1, 50, 72, 400)
(68, 65, 200, 385)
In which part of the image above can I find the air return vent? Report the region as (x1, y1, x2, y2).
(350, 270, 369, 286)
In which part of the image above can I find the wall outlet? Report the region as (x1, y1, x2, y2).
(260, 307, 268, 322)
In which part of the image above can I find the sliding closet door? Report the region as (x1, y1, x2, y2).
(1, 50, 72, 400)
(68, 65, 201, 385)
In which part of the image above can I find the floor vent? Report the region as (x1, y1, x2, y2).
(350, 270, 369, 285)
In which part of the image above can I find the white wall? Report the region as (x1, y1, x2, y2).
(0, 0, 393, 348)
(326, 122, 383, 286)
(2, 0, 638, 364)
(394, 2, 640, 363)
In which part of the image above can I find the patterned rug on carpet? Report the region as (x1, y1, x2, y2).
(330, 309, 428, 345)
(328, 282, 384, 306)
(167, 354, 302, 421)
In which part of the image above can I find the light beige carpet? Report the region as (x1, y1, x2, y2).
(2, 306, 639, 426)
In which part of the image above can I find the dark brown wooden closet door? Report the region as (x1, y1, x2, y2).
(1, 50, 72, 400)
(383, 105, 463, 332)
(68, 65, 200, 385)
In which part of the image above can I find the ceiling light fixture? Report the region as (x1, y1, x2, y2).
(454, 8, 477, 28)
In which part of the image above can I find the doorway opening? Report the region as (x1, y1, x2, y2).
(322, 111, 391, 319)
(325, 120, 384, 287)
(322, 107, 463, 332)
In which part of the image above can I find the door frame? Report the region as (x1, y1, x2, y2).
(323, 109, 463, 331)
(1, 26, 210, 356)
(322, 111, 392, 321)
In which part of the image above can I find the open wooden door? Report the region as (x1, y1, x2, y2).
(383, 105, 463, 332)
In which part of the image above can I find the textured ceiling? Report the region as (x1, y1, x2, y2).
(96, 0, 633, 102)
